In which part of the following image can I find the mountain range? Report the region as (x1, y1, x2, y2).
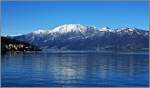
(8, 24, 149, 51)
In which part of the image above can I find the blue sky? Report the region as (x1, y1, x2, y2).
(2, 1, 149, 35)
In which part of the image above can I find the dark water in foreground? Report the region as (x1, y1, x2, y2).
(1, 51, 149, 87)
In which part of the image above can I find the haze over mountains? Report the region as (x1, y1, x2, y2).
(8, 24, 149, 51)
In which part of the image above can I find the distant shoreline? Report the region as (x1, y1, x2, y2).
(2, 50, 149, 55)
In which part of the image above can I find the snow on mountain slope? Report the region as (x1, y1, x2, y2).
(99, 27, 113, 32)
(30, 24, 148, 36)
(30, 24, 99, 39)
(49, 24, 88, 33)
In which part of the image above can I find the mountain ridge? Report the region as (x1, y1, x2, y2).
(8, 24, 149, 51)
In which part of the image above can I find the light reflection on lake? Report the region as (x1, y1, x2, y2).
(1, 52, 149, 87)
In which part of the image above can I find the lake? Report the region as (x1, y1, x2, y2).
(1, 51, 149, 87)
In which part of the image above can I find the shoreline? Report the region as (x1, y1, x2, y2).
(2, 50, 149, 55)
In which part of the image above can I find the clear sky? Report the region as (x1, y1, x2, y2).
(2, 1, 149, 35)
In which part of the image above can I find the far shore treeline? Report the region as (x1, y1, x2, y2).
(1, 36, 41, 54)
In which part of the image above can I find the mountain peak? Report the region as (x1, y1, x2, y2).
(99, 27, 113, 32)
(32, 29, 46, 34)
(50, 24, 87, 33)
(116, 27, 137, 32)
(101, 26, 110, 29)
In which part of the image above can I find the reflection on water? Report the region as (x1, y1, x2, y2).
(1, 52, 149, 87)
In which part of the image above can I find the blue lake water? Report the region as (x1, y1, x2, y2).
(1, 51, 149, 87)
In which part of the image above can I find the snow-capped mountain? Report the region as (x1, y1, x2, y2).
(11, 24, 149, 50)
(50, 24, 88, 33)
